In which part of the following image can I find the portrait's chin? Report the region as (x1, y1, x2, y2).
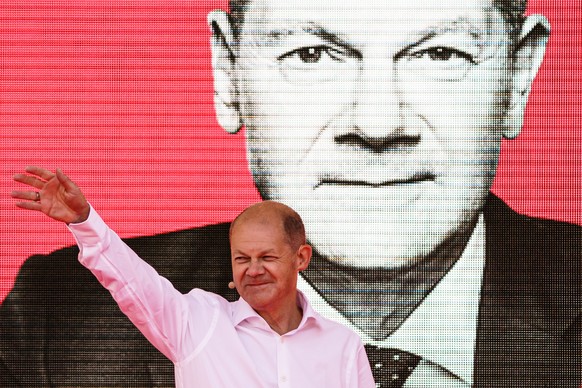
(296, 193, 473, 269)
(263, 177, 481, 269)
(305, 194, 488, 270)
(323, 253, 422, 270)
(308, 233, 441, 270)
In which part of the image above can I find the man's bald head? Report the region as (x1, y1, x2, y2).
(230, 201, 307, 251)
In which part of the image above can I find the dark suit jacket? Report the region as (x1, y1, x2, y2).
(1, 195, 580, 387)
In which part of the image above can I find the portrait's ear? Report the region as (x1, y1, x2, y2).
(208, 10, 242, 134)
(504, 15, 550, 139)
(296, 245, 313, 272)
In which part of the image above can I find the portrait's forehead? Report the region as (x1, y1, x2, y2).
(238, 0, 507, 47)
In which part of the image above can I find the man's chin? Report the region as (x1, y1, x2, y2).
(240, 292, 274, 311)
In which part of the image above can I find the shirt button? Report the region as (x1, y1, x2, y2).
(280, 375, 288, 383)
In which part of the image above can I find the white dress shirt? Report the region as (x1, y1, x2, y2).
(299, 215, 486, 387)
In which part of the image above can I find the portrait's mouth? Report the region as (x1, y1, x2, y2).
(311, 172, 436, 205)
(316, 173, 435, 188)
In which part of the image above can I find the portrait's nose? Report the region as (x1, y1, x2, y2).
(349, 60, 416, 148)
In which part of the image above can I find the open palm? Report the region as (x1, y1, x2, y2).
(12, 166, 90, 224)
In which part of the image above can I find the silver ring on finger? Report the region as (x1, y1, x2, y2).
(34, 192, 41, 201)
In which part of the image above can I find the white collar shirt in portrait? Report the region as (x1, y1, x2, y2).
(299, 215, 485, 387)
(69, 207, 375, 388)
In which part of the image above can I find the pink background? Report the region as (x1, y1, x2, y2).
(1, 0, 580, 302)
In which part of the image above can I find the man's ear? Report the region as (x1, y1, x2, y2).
(296, 244, 312, 272)
(208, 10, 242, 134)
(503, 14, 550, 139)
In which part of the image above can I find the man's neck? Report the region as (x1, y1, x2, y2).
(302, 221, 477, 340)
(255, 296, 304, 335)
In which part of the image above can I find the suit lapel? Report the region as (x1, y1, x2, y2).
(474, 195, 581, 387)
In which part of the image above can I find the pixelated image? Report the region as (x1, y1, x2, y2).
(1, 1, 580, 387)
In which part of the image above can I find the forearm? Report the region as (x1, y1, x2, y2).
(68, 206, 186, 361)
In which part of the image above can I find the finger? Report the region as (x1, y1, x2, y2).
(55, 169, 78, 192)
(11, 190, 40, 202)
(25, 166, 56, 181)
(13, 173, 46, 190)
(15, 201, 43, 212)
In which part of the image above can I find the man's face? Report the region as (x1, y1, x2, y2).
(230, 218, 304, 312)
(224, 0, 524, 268)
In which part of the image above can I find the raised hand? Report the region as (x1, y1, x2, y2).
(12, 166, 90, 224)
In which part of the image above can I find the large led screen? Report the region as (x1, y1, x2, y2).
(1, 1, 580, 386)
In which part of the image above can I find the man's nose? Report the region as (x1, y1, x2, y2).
(350, 61, 412, 146)
(246, 259, 265, 277)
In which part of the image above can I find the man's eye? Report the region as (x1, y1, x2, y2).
(411, 47, 475, 64)
(280, 46, 340, 64)
(297, 47, 323, 63)
(399, 46, 476, 81)
(278, 45, 357, 83)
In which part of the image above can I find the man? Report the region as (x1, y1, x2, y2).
(10, 167, 375, 387)
(1, 0, 580, 387)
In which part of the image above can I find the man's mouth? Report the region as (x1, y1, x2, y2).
(246, 282, 269, 287)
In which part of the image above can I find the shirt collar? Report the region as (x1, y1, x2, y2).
(298, 214, 485, 385)
(231, 290, 320, 334)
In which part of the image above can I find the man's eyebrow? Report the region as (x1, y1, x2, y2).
(262, 17, 486, 45)
(394, 17, 489, 59)
(420, 18, 486, 41)
(232, 247, 277, 256)
(261, 21, 351, 48)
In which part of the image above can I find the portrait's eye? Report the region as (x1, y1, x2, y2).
(296, 47, 323, 63)
(411, 47, 475, 63)
(278, 45, 359, 83)
(399, 45, 476, 81)
(279, 46, 339, 64)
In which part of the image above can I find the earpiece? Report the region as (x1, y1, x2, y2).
(228, 281, 235, 289)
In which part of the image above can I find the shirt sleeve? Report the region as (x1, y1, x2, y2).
(355, 342, 376, 388)
(67, 206, 219, 362)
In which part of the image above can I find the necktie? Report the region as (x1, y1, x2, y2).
(364, 345, 421, 388)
